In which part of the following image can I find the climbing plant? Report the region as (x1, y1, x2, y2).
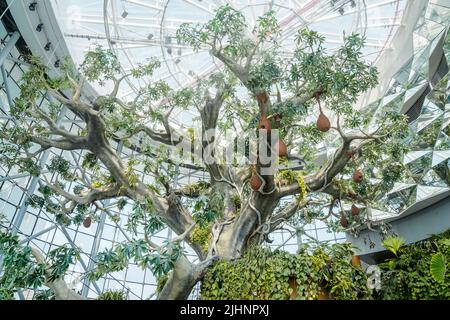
(201, 243, 371, 300)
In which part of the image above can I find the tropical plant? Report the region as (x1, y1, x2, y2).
(381, 235, 405, 256)
(377, 230, 450, 299)
(97, 289, 127, 300)
(430, 252, 447, 283)
(201, 243, 371, 300)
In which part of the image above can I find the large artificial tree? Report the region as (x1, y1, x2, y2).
(0, 6, 409, 300)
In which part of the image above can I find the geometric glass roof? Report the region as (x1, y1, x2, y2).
(51, 0, 407, 96)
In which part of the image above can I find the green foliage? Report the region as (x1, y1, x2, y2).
(290, 30, 378, 114)
(430, 252, 447, 283)
(276, 170, 307, 201)
(0, 230, 79, 297)
(201, 243, 370, 300)
(33, 289, 56, 300)
(0, 132, 40, 177)
(126, 198, 165, 237)
(156, 273, 169, 294)
(377, 231, 450, 299)
(247, 54, 282, 91)
(0, 231, 45, 296)
(47, 156, 73, 181)
(46, 245, 80, 282)
(80, 45, 120, 84)
(231, 194, 242, 209)
(182, 181, 210, 195)
(192, 192, 224, 227)
(253, 10, 281, 41)
(97, 289, 127, 300)
(12, 58, 55, 118)
(81, 153, 98, 170)
(89, 239, 183, 281)
(381, 235, 405, 256)
(130, 58, 161, 78)
(190, 225, 211, 252)
(177, 5, 247, 55)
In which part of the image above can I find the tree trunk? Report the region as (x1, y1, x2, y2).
(214, 192, 280, 259)
(157, 255, 219, 300)
(157, 256, 197, 300)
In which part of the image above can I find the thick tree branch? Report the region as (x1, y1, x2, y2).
(30, 135, 87, 151)
(30, 248, 85, 300)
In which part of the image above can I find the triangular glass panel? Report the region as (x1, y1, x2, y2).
(420, 100, 443, 116)
(380, 92, 404, 108)
(405, 151, 433, 182)
(403, 150, 432, 165)
(385, 184, 417, 213)
(387, 182, 417, 195)
(432, 149, 450, 166)
(370, 208, 397, 221)
(416, 113, 442, 133)
(432, 159, 450, 186)
(421, 168, 449, 187)
(434, 132, 450, 150)
(416, 185, 449, 201)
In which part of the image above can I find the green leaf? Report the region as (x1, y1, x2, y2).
(381, 236, 404, 256)
(430, 252, 447, 283)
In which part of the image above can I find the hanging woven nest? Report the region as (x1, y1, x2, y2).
(340, 214, 349, 228)
(250, 164, 263, 191)
(316, 112, 331, 132)
(250, 174, 262, 191)
(259, 114, 272, 133)
(351, 204, 360, 216)
(351, 255, 361, 267)
(277, 139, 287, 157)
(83, 216, 92, 228)
(353, 169, 363, 183)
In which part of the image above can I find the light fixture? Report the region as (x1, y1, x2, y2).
(54, 59, 61, 68)
(350, 0, 356, 8)
(338, 7, 345, 15)
(29, 2, 37, 11)
(121, 10, 128, 18)
(44, 42, 51, 51)
(147, 33, 154, 40)
(36, 23, 43, 32)
(175, 58, 181, 64)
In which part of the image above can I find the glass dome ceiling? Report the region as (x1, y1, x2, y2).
(51, 0, 406, 99)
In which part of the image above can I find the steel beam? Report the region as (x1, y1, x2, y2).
(80, 141, 123, 297)
(1, 65, 13, 107)
(0, 31, 20, 67)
